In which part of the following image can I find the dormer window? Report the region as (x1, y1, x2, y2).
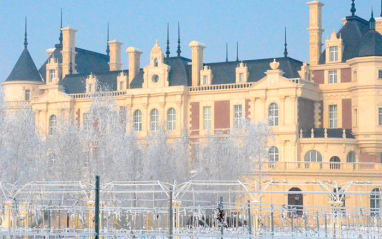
(239, 73, 244, 82)
(154, 58, 159, 67)
(119, 81, 124, 90)
(330, 46, 338, 62)
(236, 62, 248, 83)
(203, 75, 208, 85)
(88, 84, 93, 92)
(49, 70, 56, 83)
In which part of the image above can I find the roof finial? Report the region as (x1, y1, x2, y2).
(106, 23, 110, 57)
(226, 42, 228, 62)
(236, 41, 239, 62)
(59, 9, 63, 45)
(370, 8, 376, 30)
(351, 0, 356, 17)
(24, 17, 28, 49)
(284, 27, 288, 58)
(166, 23, 170, 58)
(177, 22, 181, 57)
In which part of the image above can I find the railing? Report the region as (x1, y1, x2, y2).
(3, 101, 31, 108)
(288, 78, 317, 87)
(300, 128, 355, 139)
(264, 161, 381, 172)
(69, 91, 128, 99)
(188, 82, 256, 92)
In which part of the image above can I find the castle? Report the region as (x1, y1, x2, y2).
(2, 1, 382, 211)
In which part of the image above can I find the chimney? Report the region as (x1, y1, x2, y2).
(126, 47, 143, 85)
(61, 26, 77, 76)
(108, 39, 123, 71)
(189, 41, 206, 86)
(307, 1, 324, 66)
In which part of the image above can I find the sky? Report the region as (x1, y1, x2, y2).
(0, 0, 381, 81)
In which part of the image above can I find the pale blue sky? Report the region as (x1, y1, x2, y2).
(0, 0, 381, 81)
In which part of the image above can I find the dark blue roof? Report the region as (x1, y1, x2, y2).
(319, 16, 372, 64)
(39, 46, 109, 80)
(59, 70, 128, 94)
(357, 30, 382, 57)
(6, 48, 42, 82)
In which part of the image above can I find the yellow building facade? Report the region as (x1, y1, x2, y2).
(2, 1, 382, 212)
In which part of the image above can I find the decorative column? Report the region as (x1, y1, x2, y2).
(3, 201, 12, 230)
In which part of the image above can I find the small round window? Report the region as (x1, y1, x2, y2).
(152, 75, 159, 83)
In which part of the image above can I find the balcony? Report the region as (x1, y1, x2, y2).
(300, 128, 355, 139)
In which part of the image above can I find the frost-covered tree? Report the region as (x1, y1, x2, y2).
(0, 104, 44, 184)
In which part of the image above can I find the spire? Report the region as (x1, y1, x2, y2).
(236, 41, 239, 62)
(177, 22, 181, 57)
(106, 23, 110, 57)
(166, 23, 170, 58)
(226, 43, 228, 62)
(370, 9, 376, 30)
(351, 0, 356, 17)
(59, 9, 63, 45)
(284, 27, 288, 58)
(24, 17, 28, 49)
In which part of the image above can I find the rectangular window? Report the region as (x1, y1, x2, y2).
(88, 84, 93, 92)
(25, 90, 30, 101)
(234, 105, 243, 128)
(203, 106, 211, 130)
(329, 71, 337, 83)
(83, 113, 91, 131)
(379, 70, 382, 80)
(353, 71, 357, 81)
(203, 75, 208, 85)
(239, 73, 244, 83)
(379, 108, 382, 126)
(49, 70, 56, 82)
(354, 109, 358, 127)
(330, 46, 338, 62)
(329, 105, 338, 128)
(120, 81, 124, 90)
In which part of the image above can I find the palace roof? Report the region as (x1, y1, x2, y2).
(6, 48, 42, 82)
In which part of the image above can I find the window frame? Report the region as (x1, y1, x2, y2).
(379, 70, 382, 80)
(329, 105, 338, 129)
(25, 89, 30, 101)
(234, 105, 243, 128)
(328, 70, 337, 84)
(133, 110, 142, 132)
(379, 108, 382, 126)
(49, 115, 57, 135)
(203, 106, 212, 130)
(150, 109, 159, 131)
(167, 108, 176, 131)
(329, 46, 339, 62)
(268, 103, 279, 127)
(203, 75, 208, 85)
(239, 73, 244, 83)
(49, 69, 56, 82)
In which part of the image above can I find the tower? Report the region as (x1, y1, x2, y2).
(307, 1, 324, 66)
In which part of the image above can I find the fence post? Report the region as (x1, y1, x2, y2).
(169, 188, 173, 239)
(218, 197, 224, 239)
(248, 200, 252, 238)
(95, 175, 100, 239)
(271, 204, 274, 237)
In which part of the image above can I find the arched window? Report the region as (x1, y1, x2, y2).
(167, 108, 176, 131)
(304, 150, 322, 169)
(269, 146, 279, 168)
(268, 103, 279, 126)
(152, 74, 159, 83)
(288, 188, 303, 217)
(133, 110, 142, 132)
(346, 151, 356, 163)
(150, 109, 159, 131)
(371, 188, 381, 216)
(154, 58, 159, 67)
(49, 115, 57, 135)
(330, 156, 341, 170)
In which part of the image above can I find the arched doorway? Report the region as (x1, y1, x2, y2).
(330, 156, 341, 169)
(288, 187, 303, 217)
